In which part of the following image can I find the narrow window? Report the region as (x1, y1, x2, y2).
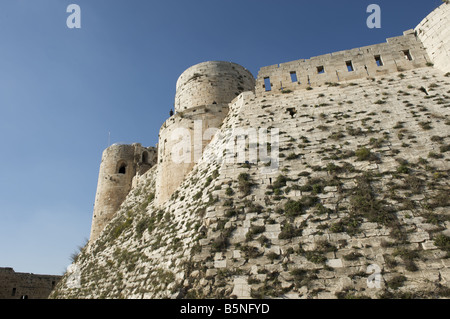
(403, 50, 413, 61)
(286, 108, 297, 118)
(290, 71, 298, 83)
(118, 164, 126, 174)
(264, 77, 271, 91)
(142, 152, 148, 164)
(317, 66, 325, 74)
(12, 288, 16, 296)
(374, 55, 383, 66)
(346, 61, 354, 72)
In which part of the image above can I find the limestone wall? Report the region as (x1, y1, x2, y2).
(174, 61, 255, 112)
(90, 143, 156, 242)
(155, 62, 256, 205)
(0, 267, 61, 299)
(155, 104, 229, 205)
(416, 3, 450, 73)
(256, 31, 430, 94)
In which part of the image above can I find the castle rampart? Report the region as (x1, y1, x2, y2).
(256, 30, 431, 94)
(0, 267, 61, 299)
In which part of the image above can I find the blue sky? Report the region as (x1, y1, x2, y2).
(0, 0, 443, 275)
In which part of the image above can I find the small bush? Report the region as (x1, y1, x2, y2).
(272, 175, 288, 190)
(440, 144, 450, 153)
(238, 173, 252, 196)
(355, 147, 373, 161)
(343, 252, 363, 261)
(387, 275, 407, 290)
(329, 132, 345, 140)
(419, 121, 432, 130)
(305, 251, 327, 264)
(266, 252, 280, 261)
(434, 234, 450, 251)
(278, 222, 302, 240)
(284, 200, 304, 217)
(428, 151, 443, 159)
(246, 225, 266, 241)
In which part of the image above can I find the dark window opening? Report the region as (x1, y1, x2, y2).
(403, 50, 413, 61)
(142, 152, 148, 164)
(374, 55, 383, 66)
(51, 281, 56, 288)
(317, 66, 325, 74)
(264, 77, 271, 91)
(290, 71, 298, 83)
(286, 108, 297, 118)
(419, 86, 429, 95)
(12, 288, 16, 296)
(269, 178, 272, 184)
(346, 61, 354, 72)
(118, 164, 126, 174)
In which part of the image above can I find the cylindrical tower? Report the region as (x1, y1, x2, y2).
(155, 61, 255, 206)
(174, 61, 255, 112)
(89, 143, 156, 242)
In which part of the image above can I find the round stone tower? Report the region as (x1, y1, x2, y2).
(155, 61, 255, 205)
(175, 61, 255, 112)
(90, 143, 156, 242)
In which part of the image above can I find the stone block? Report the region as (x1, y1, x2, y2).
(327, 259, 343, 268)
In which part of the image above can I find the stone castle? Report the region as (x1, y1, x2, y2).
(0, 267, 61, 299)
(52, 3, 449, 299)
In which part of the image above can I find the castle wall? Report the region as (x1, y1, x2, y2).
(174, 61, 255, 112)
(90, 143, 156, 242)
(155, 104, 229, 205)
(0, 267, 61, 299)
(256, 31, 431, 94)
(415, 3, 450, 73)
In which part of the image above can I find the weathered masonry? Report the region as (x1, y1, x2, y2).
(88, 3, 450, 243)
(256, 30, 431, 94)
(89, 143, 157, 242)
(0, 267, 61, 299)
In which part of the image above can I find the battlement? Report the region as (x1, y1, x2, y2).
(256, 30, 431, 94)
